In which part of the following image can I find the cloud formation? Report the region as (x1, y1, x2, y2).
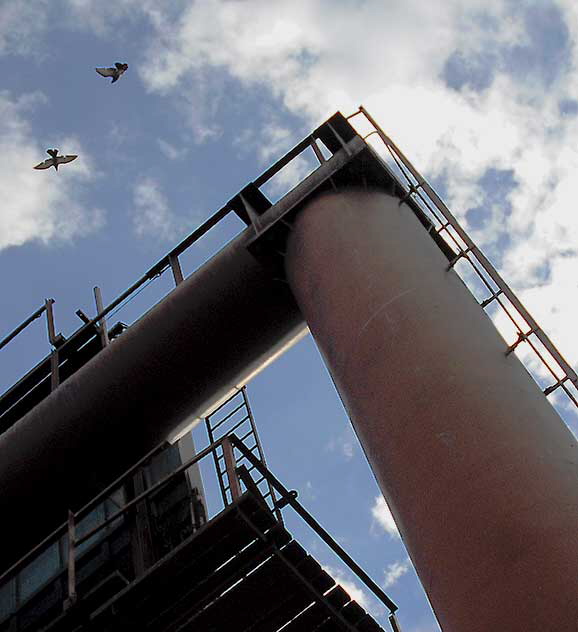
(383, 560, 410, 588)
(132, 177, 199, 242)
(0, 91, 104, 252)
(371, 496, 400, 539)
(322, 565, 374, 614)
(130, 0, 578, 371)
(132, 177, 178, 241)
(3, 0, 576, 376)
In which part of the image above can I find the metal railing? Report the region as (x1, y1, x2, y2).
(347, 106, 578, 412)
(229, 435, 399, 621)
(205, 387, 282, 522)
(0, 433, 240, 619)
(0, 124, 342, 406)
(0, 429, 401, 631)
(4, 106, 575, 421)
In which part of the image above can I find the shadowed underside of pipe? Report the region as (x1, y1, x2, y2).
(0, 228, 305, 569)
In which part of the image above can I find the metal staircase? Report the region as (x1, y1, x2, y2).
(0, 416, 401, 632)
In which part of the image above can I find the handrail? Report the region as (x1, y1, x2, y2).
(0, 303, 48, 351)
(0, 427, 400, 621)
(0, 125, 338, 399)
(229, 434, 399, 615)
(0, 441, 169, 588)
(0, 427, 402, 630)
(74, 440, 169, 521)
(0, 433, 230, 590)
(75, 434, 230, 547)
(55, 204, 234, 357)
(353, 105, 578, 407)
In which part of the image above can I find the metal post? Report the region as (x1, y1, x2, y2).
(310, 137, 326, 164)
(239, 193, 263, 231)
(66, 511, 77, 608)
(169, 254, 184, 286)
(222, 436, 241, 501)
(45, 299, 57, 344)
(389, 613, 402, 632)
(50, 350, 59, 391)
(93, 287, 109, 347)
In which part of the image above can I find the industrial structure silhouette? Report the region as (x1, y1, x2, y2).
(0, 108, 576, 632)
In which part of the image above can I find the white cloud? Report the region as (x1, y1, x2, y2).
(132, 176, 199, 242)
(4, 1, 577, 387)
(157, 138, 188, 161)
(322, 565, 375, 614)
(132, 177, 178, 241)
(325, 424, 358, 462)
(371, 496, 400, 539)
(126, 0, 578, 373)
(0, 91, 104, 252)
(383, 560, 410, 588)
(0, 1, 49, 56)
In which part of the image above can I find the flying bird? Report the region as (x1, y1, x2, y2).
(95, 62, 129, 83)
(34, 149, 78, 171)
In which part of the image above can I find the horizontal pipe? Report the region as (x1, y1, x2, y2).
(0, 224, 306, 569)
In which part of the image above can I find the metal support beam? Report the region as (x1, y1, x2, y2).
(93, 287, 109, 347)
(45, 298, 57, 345)
(66, 511, 77, 608)
(222, 436, 241, 501)
(169, 254, 184, 286)
(310, 137, 326, 164)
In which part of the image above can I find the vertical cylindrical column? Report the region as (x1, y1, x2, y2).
(285, 189, 578, 632)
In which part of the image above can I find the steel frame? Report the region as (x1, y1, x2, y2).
(0, 427, 399, 630)
(2, 106, 575, 423)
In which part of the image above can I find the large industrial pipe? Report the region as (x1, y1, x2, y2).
(0, 228, 305, 568)
(284, 189, 578, 632)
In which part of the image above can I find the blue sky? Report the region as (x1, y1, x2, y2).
(1, 1, 578, 630)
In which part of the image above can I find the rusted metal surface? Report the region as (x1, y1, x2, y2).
(284, 189, 578, 632)
(353, 105, 578, 404)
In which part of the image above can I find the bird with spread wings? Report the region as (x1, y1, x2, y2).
(34, 149, 78, 171)
(95, 62, 129, 83)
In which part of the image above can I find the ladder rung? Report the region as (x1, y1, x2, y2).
(544, 377, 569, 396)
(238, 429, 254, 443)
(210, 403, 246, 431)
(480, 290, 503, 308)
(226, 415, 250, 436)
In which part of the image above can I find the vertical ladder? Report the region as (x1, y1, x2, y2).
(350, 106, 578, 413)
(205, 387, 282, 522)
